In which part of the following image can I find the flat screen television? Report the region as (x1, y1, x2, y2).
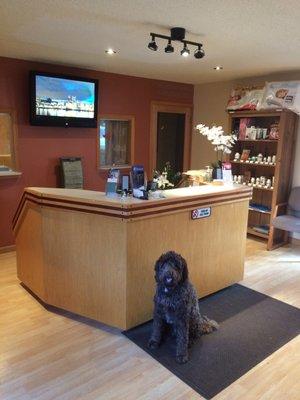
(29, 71, 98, 127)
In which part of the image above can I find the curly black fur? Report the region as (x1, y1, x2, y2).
(148, 251, 218, 364)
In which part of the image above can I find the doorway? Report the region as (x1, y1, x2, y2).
(149, 102, 192, 174)
(156, 112, 185, 172)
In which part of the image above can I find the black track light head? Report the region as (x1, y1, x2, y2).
(165, 39, 174, 53)
(148, 35, 158, 51)
(181, 44, 190, 57)
(194, 46, 205, 59)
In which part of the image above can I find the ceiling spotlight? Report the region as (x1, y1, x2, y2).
(165, 39, 174, 53)
(148, 35, 158, 51)
(214, 65, 223, 70)
(194, 46, 205, 59)
(105, 48, 116, 55)
(181, 44, 190, 57)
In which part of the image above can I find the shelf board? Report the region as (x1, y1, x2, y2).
(247, 227, 269, 239)
(240, 185, 273, 192)
(252, 186, 273, 192)
(249, 207, 271, 215)
(237, 139, 278, 143)
(228, 109, 283, 117)
(231, 161, 276, 167)
(0, 171, 22, 178)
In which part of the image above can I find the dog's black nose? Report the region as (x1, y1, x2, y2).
(165, 277, 173, 284)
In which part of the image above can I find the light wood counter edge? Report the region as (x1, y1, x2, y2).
(23, 186, 252, 209)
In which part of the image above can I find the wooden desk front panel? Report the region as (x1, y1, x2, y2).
(16, 203, 45, 300)
(41, 208, 128, 329)
(126, 200, 249, 328)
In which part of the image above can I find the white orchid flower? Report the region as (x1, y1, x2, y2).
(195, 123, 236, 157)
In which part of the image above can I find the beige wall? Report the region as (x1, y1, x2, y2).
(192, 80, 233, 168)
(192, 71, 300, 239)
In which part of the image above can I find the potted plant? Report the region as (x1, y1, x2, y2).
(195, 124, 237, 179)
(153, 162, 182, 190)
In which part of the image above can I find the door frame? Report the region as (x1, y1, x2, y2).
(149, 101, 193, 174)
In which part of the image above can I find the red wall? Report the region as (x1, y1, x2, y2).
(0, 57, 193, 247)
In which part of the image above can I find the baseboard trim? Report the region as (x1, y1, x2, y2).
(289, 237, 300, 246)
(0, 245, 16, 253)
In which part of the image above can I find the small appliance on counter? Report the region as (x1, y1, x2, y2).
(130, 165, 148, 199)
(105, 165, 153, 199)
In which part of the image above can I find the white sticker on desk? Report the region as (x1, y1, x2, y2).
(191, 207, 211, 220)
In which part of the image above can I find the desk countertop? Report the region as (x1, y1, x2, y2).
(13, 184, 252, 226)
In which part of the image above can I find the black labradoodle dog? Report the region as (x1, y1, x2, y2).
(148, 251, 218, 364)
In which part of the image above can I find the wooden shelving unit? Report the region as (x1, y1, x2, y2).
(228, 109, 298, 250)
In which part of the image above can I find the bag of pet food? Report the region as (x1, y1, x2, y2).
(227, 86, 264, 111)
(258, 81, 300, 114)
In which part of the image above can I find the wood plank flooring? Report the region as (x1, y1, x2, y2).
(0, 239, 299, 400)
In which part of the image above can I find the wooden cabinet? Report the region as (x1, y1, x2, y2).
(228, 109, 298, 250)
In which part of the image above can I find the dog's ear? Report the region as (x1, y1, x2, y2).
(154, 251, 173, 282)
(154, 254, 164, 283)
(178, 253, 188, 283)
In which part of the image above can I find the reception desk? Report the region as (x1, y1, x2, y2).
(14, 185, 252, 329)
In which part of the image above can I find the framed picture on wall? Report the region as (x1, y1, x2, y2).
(60, 157, 83, 188)
(98, 115, 135, 169)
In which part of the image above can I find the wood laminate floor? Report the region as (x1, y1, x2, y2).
(0, 239, 299, 400)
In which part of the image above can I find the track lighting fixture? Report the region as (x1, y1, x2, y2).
(165, 39, 174, 53)
(181, 44, 190, 57)
(148, 35, 158, 51)
(147, 27, 205, 60)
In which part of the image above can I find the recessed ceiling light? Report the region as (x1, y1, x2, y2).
(105, 49, 116, 55)
(214, 66, 223, 70)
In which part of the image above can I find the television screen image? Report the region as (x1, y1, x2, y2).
(30, 72, 98, 127)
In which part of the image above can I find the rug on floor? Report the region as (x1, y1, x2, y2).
(123, 284, 300, 399)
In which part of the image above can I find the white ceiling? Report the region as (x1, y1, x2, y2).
(1, 0, 300, 84)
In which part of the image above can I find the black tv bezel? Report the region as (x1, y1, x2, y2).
(29, 71, 99, 128)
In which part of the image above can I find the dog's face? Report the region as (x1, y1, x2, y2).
(155, 251, 188, 294)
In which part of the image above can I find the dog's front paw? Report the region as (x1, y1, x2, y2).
(148, 339, 160, 349)
(176, 354, 189, 364)
(200, 316, 219, 334)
